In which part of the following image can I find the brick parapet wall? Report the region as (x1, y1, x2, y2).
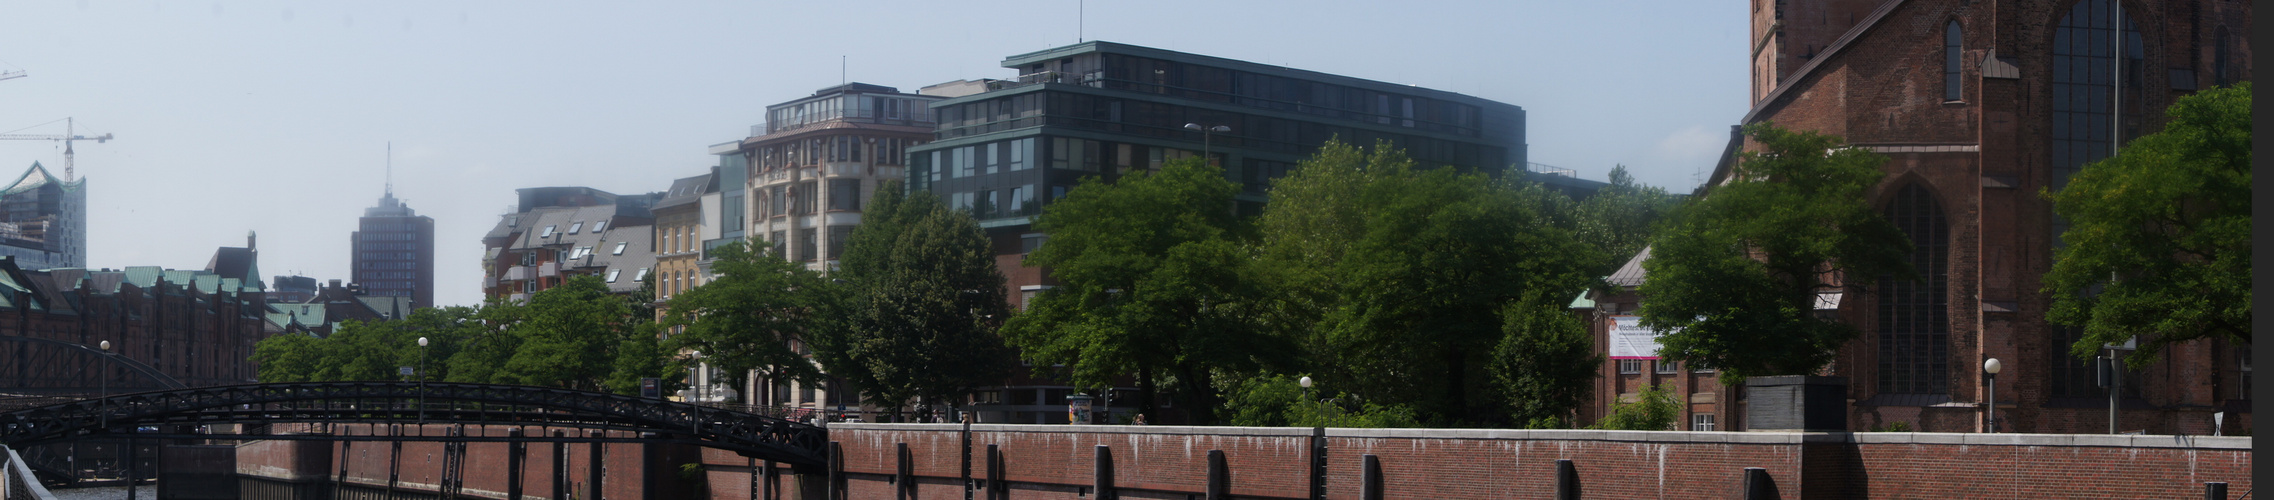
(773, 424, 2251, 500)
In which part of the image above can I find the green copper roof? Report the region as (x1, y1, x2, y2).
(2, 162, 63, 196)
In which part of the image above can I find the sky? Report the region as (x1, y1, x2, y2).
(0, 1, 1749, 308)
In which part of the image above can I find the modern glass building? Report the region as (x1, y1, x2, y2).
(906, 41, 1528, 309)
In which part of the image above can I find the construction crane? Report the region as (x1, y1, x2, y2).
(0, 70, 22, 83)
(0, 117, 111, 181)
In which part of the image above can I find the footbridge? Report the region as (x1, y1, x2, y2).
(0, 381, 828, 467)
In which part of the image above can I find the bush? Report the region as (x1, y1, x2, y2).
(1590, 383, 1681, 430)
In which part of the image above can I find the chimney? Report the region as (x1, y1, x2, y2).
(248, 230, 257, 251)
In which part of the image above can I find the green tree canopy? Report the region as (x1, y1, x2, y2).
(1638, 123, 1910, 380)
(2046, 83, 2252, 366)
(1573, 165, 1686, 273)
(1254, 140, 1596, 425)
(817, 182, 1016, 419)
(1002, 158, 1281, 424)
(659, 242, 830, 405)
(498, 276, 640, 391)
(1490, 292, 1602, 428)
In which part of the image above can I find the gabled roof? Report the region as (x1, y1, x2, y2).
(1741, 0, 1910, 125)
(1606, 246, 1652, 288)
(599, 224, 657, 294)
(654, 172, 715, 211)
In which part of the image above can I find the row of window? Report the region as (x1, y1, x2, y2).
(1615, 359, 1716, 375)
(356, 271, 417, 280)
(935, 93, 1502, 169)
(358, 252, 418, 261)
(755, 179, 866, 219)
(1091, 53, 1484, 137)
(359, 261, 418, 270)
(357, 242, 421, 251)
(767, 94, 937, 134)
(537, 220, 610, 239)
(358, 232, 420, 241)
(753, 135, 924, 170)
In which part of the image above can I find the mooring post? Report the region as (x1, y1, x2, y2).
(387, 425, 404, 500)
(507, 428, 526, 500)
(1554, 459, 1578, 500)
(1742, 467, 1775, 500)
(1093, 445, 1115, 500)
(895, 442, 913, 500)
(1205, 449, 1228, 500)
(553, 429, 569, 500)
(828, 442, 845, 500)
(1360, 454, 1382, 500)
(986, 444, 1004, 500)
(589, 430, 605, 500)
(334, 432, 352, 500)
(1308, 427, 1327, 500)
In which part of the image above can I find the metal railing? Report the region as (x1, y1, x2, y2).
(1, 445, 59, 500)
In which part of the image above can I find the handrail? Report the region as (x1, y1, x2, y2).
(1, 445, 59, 500)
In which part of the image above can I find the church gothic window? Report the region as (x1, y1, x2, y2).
(1878, 183, 1949, 395)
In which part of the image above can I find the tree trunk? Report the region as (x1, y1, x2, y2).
(1177, 363, 1217, 425)
(1138, 364, 1157, 424)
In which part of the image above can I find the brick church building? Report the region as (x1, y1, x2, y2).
(1584, 0, 2250, 434)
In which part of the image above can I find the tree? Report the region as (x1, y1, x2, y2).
(1638, 123, 1910, 381)
(818, 183, 1017, 420)
(659, 242, 829, 406)
(2046, 83, 2251, 366)
(1490, 292, 1601, 428)
(251, 332, 325, 382)
(499, 276, 638, 391)
(1254, 140, 1595, 425)
(1573, 165, 1686, 273)
(1002, 158, 1281, 424)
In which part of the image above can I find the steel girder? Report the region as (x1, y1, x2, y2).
(0, 382, 828, 466)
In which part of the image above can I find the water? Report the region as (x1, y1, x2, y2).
(45, 484, 156, 500)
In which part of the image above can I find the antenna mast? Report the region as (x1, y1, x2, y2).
(386, 141, 393, 197)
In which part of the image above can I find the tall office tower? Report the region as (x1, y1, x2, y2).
(352, 189, 435, 310)
(0, 162, 85, 270)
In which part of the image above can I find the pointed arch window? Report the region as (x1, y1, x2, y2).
(1945, 20, 1964, 101)
(1879, 184, 1949, 395)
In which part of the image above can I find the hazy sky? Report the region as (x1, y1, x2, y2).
(0, 1, 1748, 308)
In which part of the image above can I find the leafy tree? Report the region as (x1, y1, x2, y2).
(1638, 123, 1910, 381)
(1254, 140, 1594, 425)
(1002, 158, 1281, 424)
(445, 298, 525, 385)
(1573, 165, 1686, 273)
(498, 276, 638, 391)
(1490, 292, 1601, 428)
(2047, 83, 2252, 366)
(1589, 383, 1681, 430)
(819, 183, 1016, 420)
(659, 241, 829, 406)
(251, 332, 325, 382)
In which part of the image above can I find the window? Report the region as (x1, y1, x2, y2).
(1879, 184, 1949, 395)
(568, 221, 584, 234)
(1693, 362, 1716, 374)
(592, 220, 607, 233)
(612, 242, 627, 255)
(1656, 360, 1680, 374)
(1618, 359, 1642, 374)
(568, 247, 591, 260)
(1944, 20, 1963, 101)
(1692, 414, 1716, 431)
(634, 268, 648, 282)
(606, 269, 621, 283)
(1008, 185, 1030, 215)
(540, 225, 557, 238)
(827, 226, 853, 260)
(1020, 233, 1047, 254)
(830, 179, 861, 211)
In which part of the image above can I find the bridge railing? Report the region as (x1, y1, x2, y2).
(1, 445, 58, 500)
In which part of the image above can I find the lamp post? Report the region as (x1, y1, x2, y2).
(1983, 358, 2002, 433)
(417, 337, 429, 424)
(1298, 375, 1312, 400)
(97, 340, 110, 430)
(1183, 123, 1230, 166)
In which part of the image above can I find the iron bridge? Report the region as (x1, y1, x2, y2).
(0, 381, 828, 467)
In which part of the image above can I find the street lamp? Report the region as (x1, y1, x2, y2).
(1183, 123, 1230, 166)
(1983, 358, 2002, 433)
(417, 337, 429, 424)
(98, 340, 110, 430)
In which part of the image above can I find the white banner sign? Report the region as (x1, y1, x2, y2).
(1609, 315, 1669, 360)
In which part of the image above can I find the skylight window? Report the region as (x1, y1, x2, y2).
(592, 220, 608, 233)
(634, 268, 649, 281)
(613, 242, 628, 255)
(540, 225, 557, 238)
(568, 221, 584, 234)
(606, 269, 621, 283)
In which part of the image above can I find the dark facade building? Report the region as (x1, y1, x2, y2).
(0, 162, 85, 271)
(351, 190, 435, 310)
(1584, 0, 2251, 435)
(0, 243, 269, 391)
(906, 41, 1530, 311)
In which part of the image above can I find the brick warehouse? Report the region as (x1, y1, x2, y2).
(1583, 0, 2251, 435)
(0, 243, 269, 390)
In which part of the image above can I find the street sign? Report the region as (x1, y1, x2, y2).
(399, 366, 415, 376)
(640, 377, 661, 399)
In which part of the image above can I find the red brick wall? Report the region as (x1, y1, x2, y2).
(236, 423, 682, 500)
(765, 424, 2251, 500)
